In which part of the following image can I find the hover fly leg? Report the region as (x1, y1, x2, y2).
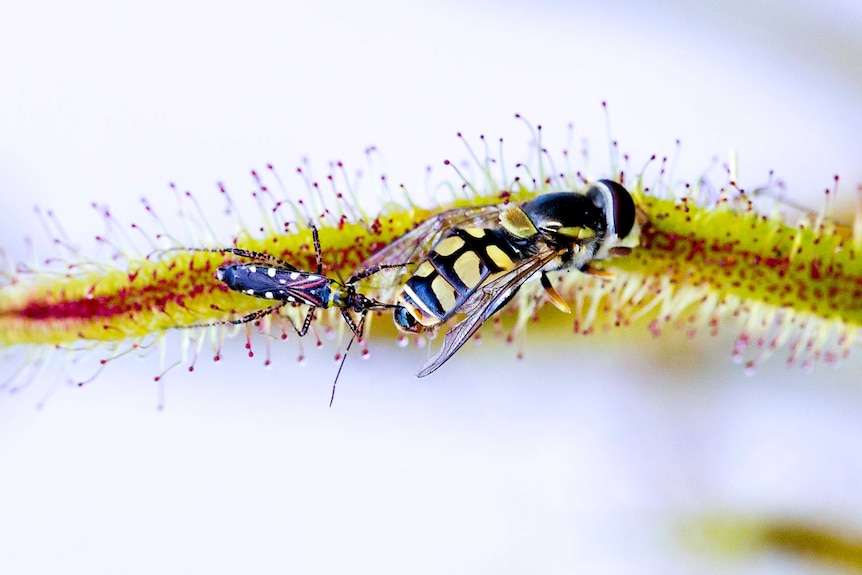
(579, 263, 616, 280)
(539, 272, 572, 314)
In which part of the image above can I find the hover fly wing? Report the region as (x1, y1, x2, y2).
(415, 246, 562, 377)
(354, 203, 508, 278)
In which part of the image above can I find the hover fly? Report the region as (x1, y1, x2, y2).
(196, 226, 403, 405)
(356, 180, 637, 376)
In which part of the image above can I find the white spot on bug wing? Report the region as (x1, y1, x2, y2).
(265, 291, 274, 299)
(289, 272, 300, 280)
(279, 279, 287, 284)
(245, 289, 255, 295)
(267, 268, 277, 277)
(249, 266, 257, 273)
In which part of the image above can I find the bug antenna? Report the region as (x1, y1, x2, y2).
(329, 333, 356, 407)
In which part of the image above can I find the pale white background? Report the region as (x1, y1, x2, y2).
(2, 1, 862, 573)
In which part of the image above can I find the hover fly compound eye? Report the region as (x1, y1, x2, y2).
(591, 179, 636, 240)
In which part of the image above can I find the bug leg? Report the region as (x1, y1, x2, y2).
(309, 224, 323, 275)
(296, 307, 316, 337)
(211, 247, 297, 269)
(339, 308, 362, 336)
(347, 262, 414, 284)
(355, 311, 368, 340)
(215, 302, 288, 326)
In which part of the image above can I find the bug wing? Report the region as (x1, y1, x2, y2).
(355, 204, 507, 277)
(415, 247, 562, 377)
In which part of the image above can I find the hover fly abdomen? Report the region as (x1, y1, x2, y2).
(395, 227, 522, 331)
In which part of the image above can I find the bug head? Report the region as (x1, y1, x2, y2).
(348, 291, 382, 313)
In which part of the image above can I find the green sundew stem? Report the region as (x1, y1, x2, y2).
(1, 180, 860, 360)
(610, 192, 862, 329)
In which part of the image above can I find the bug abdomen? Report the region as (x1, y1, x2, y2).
(219, 264, 332, 307)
